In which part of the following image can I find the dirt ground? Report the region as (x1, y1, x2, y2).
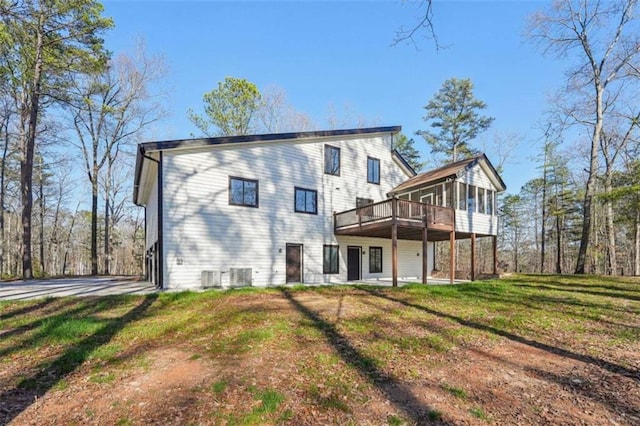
(3, 287, 640, 425)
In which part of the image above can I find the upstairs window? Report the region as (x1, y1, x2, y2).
(369, 247, 383, 273)
(458, 182, 467, 211)
(323, 245, 339, 274)
(487, 190, 494, 215)
(295, 187, 317, 214)
(229, 177, 258, 207)
(467, 185, 476, 213)
(324, 145, 340, 176)
(367, 157, 380, 184)
(435, 184, 444, 206)
(356, 197, 374, 208)
(478, 188, 486, 214)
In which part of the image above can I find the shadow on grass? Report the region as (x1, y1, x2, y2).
(0, 294, 158, 424)
(512, 283, 640, 302)
(526, 366, 640, 419)
(511, 274, 640, 293)
(0, 297, 58, 320)
(278, 288, 449, 425)
(358, 287, 639, 383)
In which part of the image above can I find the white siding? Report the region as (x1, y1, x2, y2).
(335, 236, 433, 281)
(455, 164, 499, 235)
(458, 163, 497, 190)
(160, 134, 412, 289)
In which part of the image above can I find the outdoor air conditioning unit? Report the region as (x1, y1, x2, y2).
(201, 270, 221, 288)
(229, 268, 252, 288)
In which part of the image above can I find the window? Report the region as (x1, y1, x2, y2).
(367, 157, 380, 184)
(229, 177, 258, 207)
(369, 247, 383, 273)
(467, 185, 476, 213)
(323, 245, 339, 274)
(458, 182, 467, 211)
(487, 190, 494, 215)
(324, 145, 340, 175)
(478, 188, 486, 214)
(356, 197, 374, 216)
(435, 184, 444, 206)
(294, 187, 317, 214)
(356, 197, 374, 208)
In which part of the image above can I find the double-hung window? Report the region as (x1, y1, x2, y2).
(324, 145, 340, 176)
(294, 187, 317, 214)
(367, 157, 380, 184)
(323, 245, 339, 274)
(369, 247, 383, 273)
(229, 177, 258, 207)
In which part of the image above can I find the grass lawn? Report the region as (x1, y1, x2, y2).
(0, 274, 638, 425)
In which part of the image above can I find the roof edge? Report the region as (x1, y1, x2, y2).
(141, 126, 402, 152)
(391, 149, 417, 177)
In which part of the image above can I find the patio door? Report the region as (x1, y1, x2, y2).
(286, 244, 303, 283)
(347, 246, 361, 281)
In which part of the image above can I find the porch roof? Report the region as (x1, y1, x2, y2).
(388, 153, 506, 196)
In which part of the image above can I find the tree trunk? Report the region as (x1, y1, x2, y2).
(0, 114, 10, 277)
(541, 161, 547, 273)
(104, 196, 109, 275)
(91, 174, 98, 275)
(38, 158, 45, 276)
(20, 13, 45, 280)
(556, 214, 562, 274)
(575, 85, 603, 274)
(104, 157, 112, 275)
(635, 209, 640, 276)
(604, 172, 617, 275)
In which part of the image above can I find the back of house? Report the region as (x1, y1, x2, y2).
(134, 126, 431, 289)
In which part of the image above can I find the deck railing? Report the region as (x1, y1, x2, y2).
(334, 198, 454, 230)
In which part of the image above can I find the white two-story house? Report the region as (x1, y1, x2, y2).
(133, 126, 505, 289)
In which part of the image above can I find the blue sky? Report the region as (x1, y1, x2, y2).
(103, 1, 573, 195)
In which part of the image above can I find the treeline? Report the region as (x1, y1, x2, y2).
(498, 0, 640, 276)
(0, 1, 162, 279)
(499, 142, 640, 276)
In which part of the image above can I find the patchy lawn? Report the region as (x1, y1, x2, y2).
(0, 274, 638, 425)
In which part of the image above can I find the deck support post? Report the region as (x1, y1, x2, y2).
(392, 198, 398, 287)
(450, 231, 455, 284)
(422, 227, 428, 284)
(422, 203, 428, 284)
(471, 233, 476, 281)
(492, 235, 498, 275)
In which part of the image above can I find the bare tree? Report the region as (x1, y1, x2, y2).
(256, 85, 316, 133)
(0, 0, 112, 279)
(393, 1, 439, 49)
(528, 0, 640, 274)
(68, 42, 166, 275)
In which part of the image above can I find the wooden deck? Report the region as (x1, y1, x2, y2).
(333, 198, 497, 287)
(334, 198, 454, 240)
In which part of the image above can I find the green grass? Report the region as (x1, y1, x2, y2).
(211, 380, 227, 393)
(469, 406, 490, 420)
(0, 274, 638, 424)
(442, 384, 467, 399)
